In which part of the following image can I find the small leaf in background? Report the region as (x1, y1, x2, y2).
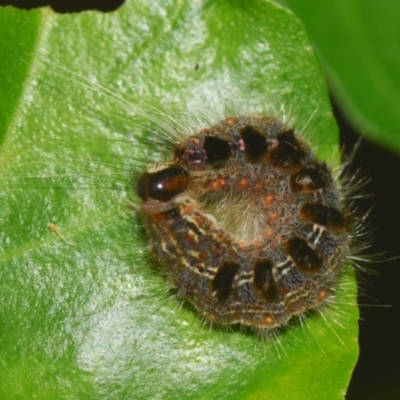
(283, 0, 400, 153)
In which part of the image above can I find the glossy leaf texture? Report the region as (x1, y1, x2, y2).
(283, 0, 400, 153)
(0, 1, 358, 399)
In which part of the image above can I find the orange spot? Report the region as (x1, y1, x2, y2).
(267, 213, 279, 224)
(151, 213, 169, 222)
(264, 195, 274, 207)
(225, 117, 237, 125)
(239, 178, 249, 188)
(262, 315, 275, 326)
(209, 178, 226, 190)
(254, 182, 263, 192)
(186, 234, 197, 244)
(181, 202, 195, 215)
(264, 231, 274, 238)
(200, 128, 210, 134)
(317, 289, 328, 303)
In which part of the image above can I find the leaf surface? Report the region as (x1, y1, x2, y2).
(0, 1, 358, 399)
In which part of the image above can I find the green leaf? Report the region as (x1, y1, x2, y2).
(283, 0, 400, 153)
(0, 1, 358, 399)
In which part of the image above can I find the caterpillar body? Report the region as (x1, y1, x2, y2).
(137, 113, 352, 331)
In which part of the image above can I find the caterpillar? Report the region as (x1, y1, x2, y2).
(136, 111, 355, 331)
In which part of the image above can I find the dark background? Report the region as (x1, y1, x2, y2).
(1, 1, 399, 398)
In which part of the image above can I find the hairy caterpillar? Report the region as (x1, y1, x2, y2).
(136, 109, 358, 332)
